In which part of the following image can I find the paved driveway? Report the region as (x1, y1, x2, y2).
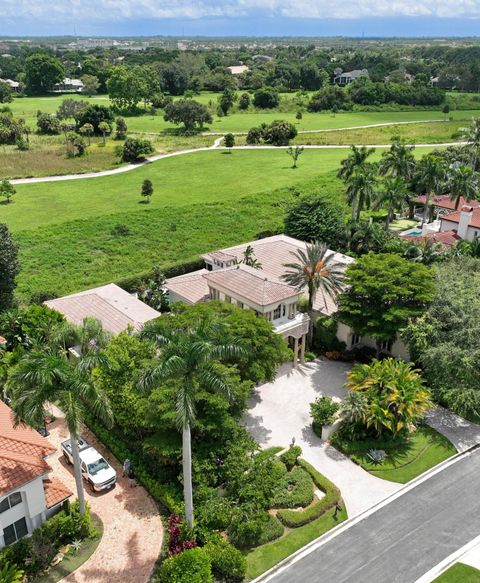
(46, 408, 163, 583)
(268, 449, 480, 583)
(243, 360, 401, 517)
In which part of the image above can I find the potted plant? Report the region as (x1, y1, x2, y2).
(310, 396, 340, 440)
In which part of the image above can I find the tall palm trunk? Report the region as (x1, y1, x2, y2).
(421, 192, 431, 227)
(70, 431, 86, 515)
(182, 423, 194, 528)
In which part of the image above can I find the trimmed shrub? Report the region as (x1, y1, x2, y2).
(280, 445, 302, 471)
(273, 467, 314, 509)
(310, 396, 339, 436)
(227, 510, 283, 548)
(121, 137, 154, 162)
(159, 547, 213, 583)
(276, 459, 341, 528)
(204, 535, 247, 582)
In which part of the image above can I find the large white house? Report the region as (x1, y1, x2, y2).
(165, 234, 409, 362)
(0, 401, 72, 548)
(439, 205, 480, 243)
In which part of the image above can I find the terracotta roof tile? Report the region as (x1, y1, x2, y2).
(203, 264, 300, 306)
(415, 195, 480, 212)
(166, 269, 210, 304)
(0, 451, 51, 496)
(43, 476, 72, 508)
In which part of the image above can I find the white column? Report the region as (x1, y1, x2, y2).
(293, 336, 299, 368)
(300, 334, 306, 364)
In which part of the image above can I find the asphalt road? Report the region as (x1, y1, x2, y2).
(271, 448, 480, 583)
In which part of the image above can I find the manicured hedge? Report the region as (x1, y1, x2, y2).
(276, 459, 341, 528)
(273, 467, 314, 509)
(84, 413, 183, 514)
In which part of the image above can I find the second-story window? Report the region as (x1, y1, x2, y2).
(0, 492, 22, 514)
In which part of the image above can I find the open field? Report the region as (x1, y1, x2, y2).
(3, 146, 439, 299)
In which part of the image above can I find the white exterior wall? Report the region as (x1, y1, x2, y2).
(0, 477, 48, 548)
(335, 322, 410, 360)
(440, 219, 480, 242)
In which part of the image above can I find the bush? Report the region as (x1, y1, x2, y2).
(310, 396, 339, 433)
(36, 111, 60, 135)
(246, 126, 262, 144)
(224, 133, 235, 148)
(280, 445, 302, 470)
(75, 104, 114, 134)
(121, 137, 154, 162)
(253, 87, 280, 109)
(204, 535, 247, 582)
(262, 120, 297, 146)
(276, 459, 341, 528)
(158, 547, 213, 583)
(227, 509, 282, 548)
(273, 467, 314, 509)
(196, 496, 233, 531)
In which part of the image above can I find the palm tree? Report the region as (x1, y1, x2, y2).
(380, 137, 416, 181)
(139, 316, 244, 528)
(461, 117, 480, 168)
(282, 241, 345, 345)
(346, 163, 378, 221)
(242, 244, 262, 269)
(337, 145, 375, 182)
(375, 176, 409, 228)
(404, 238, 444, 265)
(7, 318, 113, 515)
(415, 155, 446, 226)
(446, 164, 479, 210)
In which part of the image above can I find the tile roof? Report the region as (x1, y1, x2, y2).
(441, 207, 480, 230)
(0, 401, 58, 496)
(203, 264, 300, 307)
(45, 283, 160, 335)
(415, 195, 480, 212)
(403, 230, 460, 248)
(166, 269, 210, 304)
(43, 477, 72, 508)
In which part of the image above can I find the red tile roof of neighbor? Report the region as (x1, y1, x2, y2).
(403, 230, 460, 247)
(441, 207, 480, 229)
(415, 195, 480, 211)
(0, 400, 71, 500)
(43, 477, 72, 508)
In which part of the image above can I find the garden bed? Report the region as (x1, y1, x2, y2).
(331, 426, 456, 483)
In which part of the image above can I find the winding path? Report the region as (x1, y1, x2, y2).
(10, 118, 466, 185)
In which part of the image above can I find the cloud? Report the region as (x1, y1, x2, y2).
(3, 0, 480, 25)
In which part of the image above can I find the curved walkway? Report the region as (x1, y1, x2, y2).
(46, 407, 163, 583)
(11, 136, 464, 186)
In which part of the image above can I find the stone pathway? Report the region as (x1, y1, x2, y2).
(45, 408, 163, 583)
(243, 360, 401, 518)
(425, 406, 480, 452)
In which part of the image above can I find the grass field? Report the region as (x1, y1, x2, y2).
(334, 426, 456, 484)
(245, 505, 347, 580)
(2, 146, 437, 298)
(434, 563, 480, 582)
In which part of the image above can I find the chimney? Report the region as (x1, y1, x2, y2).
(458, 205, 473, 240)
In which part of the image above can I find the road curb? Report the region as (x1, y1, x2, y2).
(252, 443, 480, 583)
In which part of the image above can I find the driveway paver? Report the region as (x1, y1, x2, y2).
(243, 360, 401, 518)
(46, 407, 163, 583)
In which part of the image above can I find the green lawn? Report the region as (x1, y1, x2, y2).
(333, 426, 456, 483)
(390, 218, 418, 232)
(245, 505, 347, 580)
(434, 563, 480, 582)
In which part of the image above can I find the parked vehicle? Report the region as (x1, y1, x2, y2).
(61, 437, 117, 492)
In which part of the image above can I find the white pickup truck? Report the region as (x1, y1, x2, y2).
(61, 437, 117, 492)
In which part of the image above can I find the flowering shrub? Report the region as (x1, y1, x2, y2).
(167, 515, 197, 556)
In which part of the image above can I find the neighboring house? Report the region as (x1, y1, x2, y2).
(439, 205, 480, 243)
(334, 69, 369, 86)
(165, 234, 408, 362)
(412, 194, 480, 221)
(52, 78, 84, 93)
(0, 401, 72, 548)
(0, 78, 20, 92)
(227, 65, 249, 75)
(45, 283, 160, 335)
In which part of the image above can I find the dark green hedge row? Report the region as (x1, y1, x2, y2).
(116, 258, 204, 293)
(276, 459, 341, 528)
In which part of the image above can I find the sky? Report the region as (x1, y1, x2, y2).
(3, 0, 480, 37)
